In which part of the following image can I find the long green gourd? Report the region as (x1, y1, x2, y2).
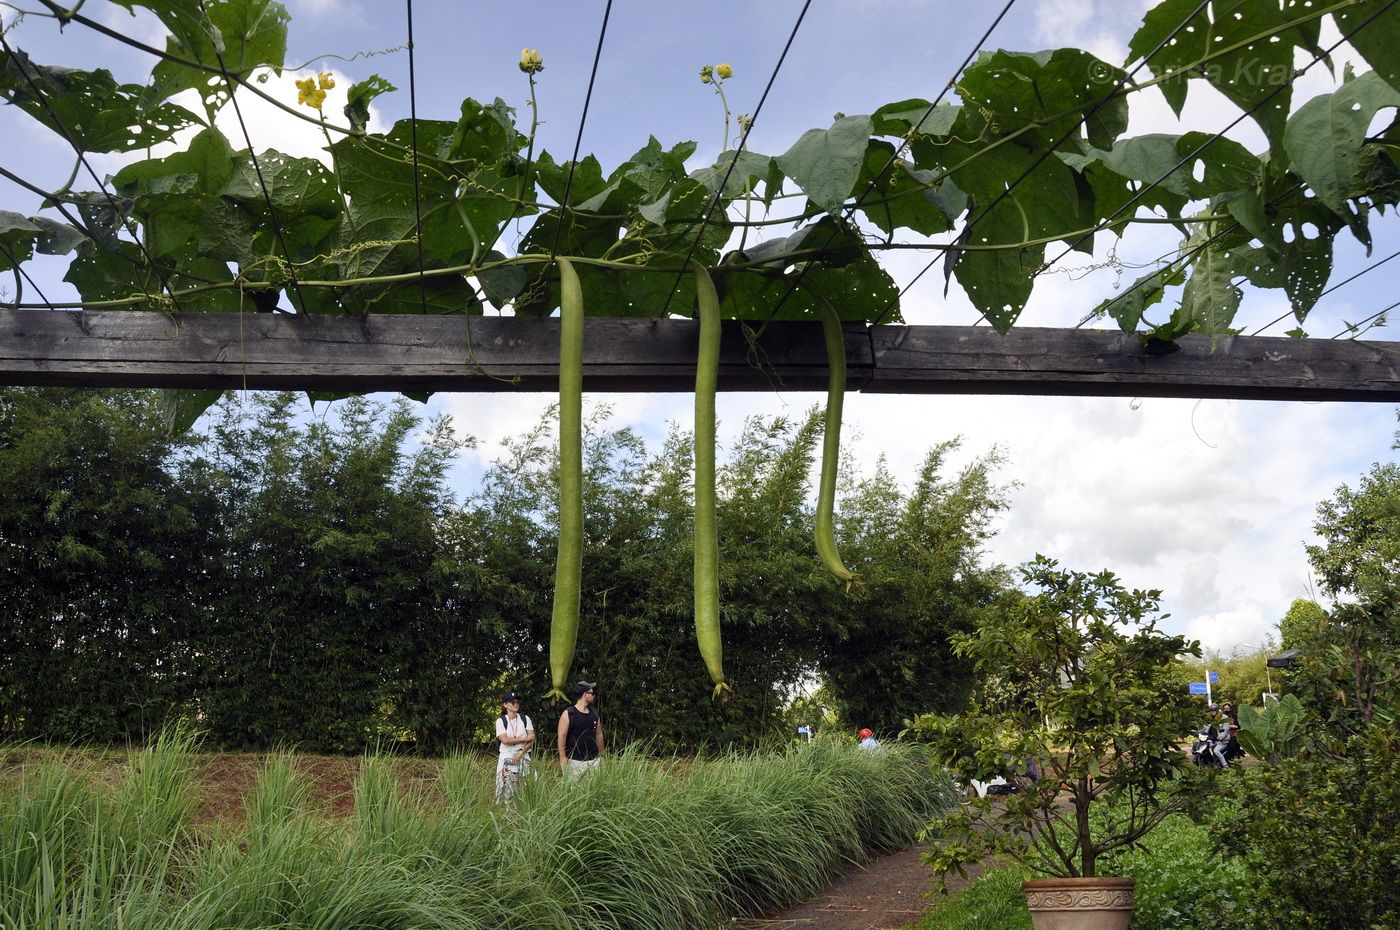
(548, 258, 584, 701)
(693, 264, 732, 700)
(815, 294, 858, 587)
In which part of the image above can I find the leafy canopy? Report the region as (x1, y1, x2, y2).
(3, 0, 1400, 418)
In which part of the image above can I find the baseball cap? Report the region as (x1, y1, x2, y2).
(501, 691, 521, 703)
(571, 681, 598, 699)
(859, 728, 874, 739)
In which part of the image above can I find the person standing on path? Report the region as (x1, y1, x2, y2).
(495, 691, 534, 803)
(558, 681, 604, 779)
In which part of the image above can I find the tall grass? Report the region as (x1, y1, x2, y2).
(0, 734, 957, 930)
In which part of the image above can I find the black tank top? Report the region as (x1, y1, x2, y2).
(564, 705, 600, 760)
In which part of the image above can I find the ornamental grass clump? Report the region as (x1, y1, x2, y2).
(0, 734, 954, 930)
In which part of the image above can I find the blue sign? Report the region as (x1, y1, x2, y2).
(1189, 682, 1209, 694)
(1208, 671, 1220, 683)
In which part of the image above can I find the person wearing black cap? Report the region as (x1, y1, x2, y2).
(557, 681, 604, 779)
(495, 691, 534, 803)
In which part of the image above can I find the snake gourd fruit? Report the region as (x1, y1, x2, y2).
(815, 294, 858, 587)
(548, 258, 584, 702)
(693, 264, 732, 701)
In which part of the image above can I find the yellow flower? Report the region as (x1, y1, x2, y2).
(317, 71, 335, 90)
(518, 48, 544, 74)
(716, 63, 733, 79)
(295, 75, 326, 110)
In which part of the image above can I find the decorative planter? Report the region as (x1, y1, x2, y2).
(1022, 876, 1135, 930)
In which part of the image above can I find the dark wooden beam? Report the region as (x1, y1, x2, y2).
(2, 309, 1398, 401)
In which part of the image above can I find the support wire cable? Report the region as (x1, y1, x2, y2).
(0, 239, 54, 309)
(1328, 299, 1398, 339)
(1250, 246, 1400, 336)
(1038, 0, 1399, 287)
(765, 0, 1021, 324)
(1056, 0, 1399, 335)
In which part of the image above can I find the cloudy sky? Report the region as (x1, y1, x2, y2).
(3, 0, 1397, 654)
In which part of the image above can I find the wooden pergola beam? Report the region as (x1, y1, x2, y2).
(2, 309, 1398, 401)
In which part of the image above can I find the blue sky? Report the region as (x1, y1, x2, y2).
(2, 0, 1397, 664)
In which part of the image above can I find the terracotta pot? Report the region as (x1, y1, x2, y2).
(1022, 876, 1135, 930)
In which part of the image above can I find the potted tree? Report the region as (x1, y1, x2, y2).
(914, 556, 1201, 930)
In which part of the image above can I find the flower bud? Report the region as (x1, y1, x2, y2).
(716, 63, 733, 79)
(518, 48, 544, 74)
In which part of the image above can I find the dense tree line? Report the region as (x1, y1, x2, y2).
(0, 388, 1010, 753)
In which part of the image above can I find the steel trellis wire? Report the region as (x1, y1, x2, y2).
(656, 0, 813, 317)
(0, 238, 54, 309)
(1328, 299, 1398, 339)
(546, 0, 616, 263)
(1037, 0, 1400, 302)
(0, 30, 182, 309)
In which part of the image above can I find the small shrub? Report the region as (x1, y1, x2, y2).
(1209, 728, 1400, 930)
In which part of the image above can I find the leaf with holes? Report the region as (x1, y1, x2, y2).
(114, 0, 292, 105)
(0, 49, 198, 153)
(1337, 2, 1400, 95)
(952, 202, 1046, 333)
(958, 49, 1129, 150)
(1129, 0, 1304, 150)
(1284, 69, 1400, 215)
(853, 140, 960, 237)
(1180, 240, 1242, 337)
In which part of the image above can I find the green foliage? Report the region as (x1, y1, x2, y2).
(1209, 728, 1400, 930)
(1295, 458, 1400, 736)
(1235, 693, 1306, 762)
(913, 865, 1032, 930)
(0, 738, 956, 930)
(3, 0, 1400, 420)
(916, 556, 1201, 879)
(1097, 813, 1254, 930)
(1279, 598, 1329, 650)
(0, 388, 1006, 752)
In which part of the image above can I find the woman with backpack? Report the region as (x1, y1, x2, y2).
(495, 691, 535, 803)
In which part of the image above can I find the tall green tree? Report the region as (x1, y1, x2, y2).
(821, 442, 1013, 733)
(1297, 455, 1400, 734)
(182, 392, 470, 753)
(0, 388, 214, 741)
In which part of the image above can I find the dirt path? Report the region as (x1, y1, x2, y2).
(729, 846, 986, 930)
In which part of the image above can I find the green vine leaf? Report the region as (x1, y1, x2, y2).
(111, 0, 291, 105)
(777, 114, 873, 215)
(1179, 237, 1243, 337)
(1284, 69, 1400, 215)
(344, 75, 397, 133)
(0, 49, 198, 152)
(1129, 0, 1308, 150)
(1336, 2, 1400, 94)
(1091, 265, 1186, 333)
(958, 49, 1130, 149)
